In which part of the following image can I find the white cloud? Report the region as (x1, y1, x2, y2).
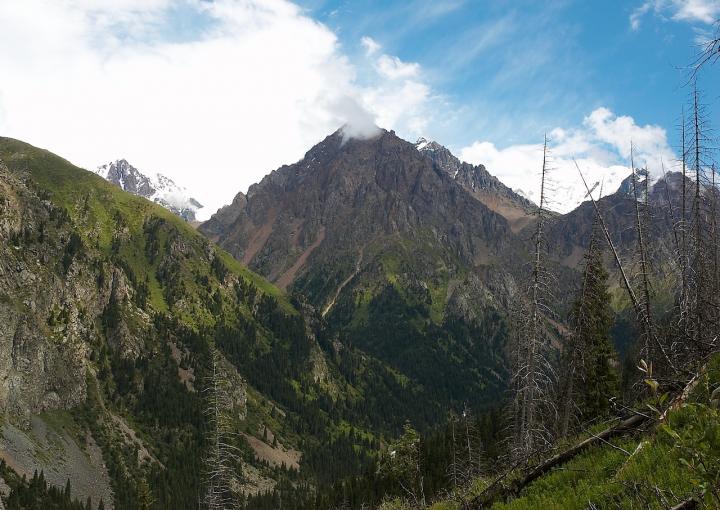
(0, 0, 435, 219)
(361, 36, 381, 55)
(329, 96, 381, 141)
(631, 0, 720, 30)
(460, 108, 676, 213)
(376, 55, 421, 79)
(358, 36, 436, 139)
(673, 0, 720, 22)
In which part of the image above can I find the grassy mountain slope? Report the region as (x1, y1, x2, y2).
(422, 354, 720, 510)
(0, 137, 450, 508)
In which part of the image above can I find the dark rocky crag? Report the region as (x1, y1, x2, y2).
(201, 129, 539, 410)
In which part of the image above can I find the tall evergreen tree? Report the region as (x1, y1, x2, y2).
(562, 217, 619, 431)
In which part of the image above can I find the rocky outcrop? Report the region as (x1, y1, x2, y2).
(0, 162, 94, 421)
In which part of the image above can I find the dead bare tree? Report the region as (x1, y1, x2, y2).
(447, 406, 485, 508)
(203, 349, 243, 510)
(629, 146, 655, 362)
(683, 85, 720, 359)
(509, 135, 557, 462)
(689, 21, 720, 80)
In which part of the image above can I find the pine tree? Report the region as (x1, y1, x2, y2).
(571, 234, 619, 420)
(559, 210, 618, 434)
(136, 478, 154, 510)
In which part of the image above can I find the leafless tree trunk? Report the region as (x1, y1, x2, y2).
(629, 146, 654, 361)
(509, 135, 556, 462)
(203, 349, 242, 510)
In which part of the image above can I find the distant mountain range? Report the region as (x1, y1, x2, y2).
(95, 159, 203, 222)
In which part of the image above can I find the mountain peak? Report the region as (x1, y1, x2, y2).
(415, 137, 444, 153)
(95, 159, 203, 222)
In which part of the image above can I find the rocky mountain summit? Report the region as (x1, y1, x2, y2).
(200, 128, 537, 410)
(201, 129, 527, 285)
(96, 159, 203, 221)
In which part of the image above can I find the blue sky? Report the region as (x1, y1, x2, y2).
(299, 0, 718, 150)
(0, 0, 718, 216)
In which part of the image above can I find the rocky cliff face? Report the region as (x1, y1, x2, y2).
(200, 128, 536, 410)
(0, 161, 94, 420)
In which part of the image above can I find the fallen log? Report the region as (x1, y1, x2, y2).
(471, 413, 649, 508)
(471, 366, 707, 509)
(669, 498, 698, 510)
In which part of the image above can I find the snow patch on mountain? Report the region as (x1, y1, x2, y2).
(95, 160, 203, 222)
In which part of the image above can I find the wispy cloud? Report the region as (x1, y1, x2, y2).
(631, 0, 720, 30)
(439, 14, 516, 73)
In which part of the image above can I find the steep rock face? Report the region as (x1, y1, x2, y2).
(0, 162, 93, 419)
(201, 129, 516, 289)
(99, 159, 155, 196)
(96, 159, 203, 221)
(414, 137, 535, 232)
(200, 129, 531, 410)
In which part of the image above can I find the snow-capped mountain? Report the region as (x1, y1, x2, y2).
(95, 159, 203, 222)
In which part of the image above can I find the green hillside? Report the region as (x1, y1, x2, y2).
(0, 138, 450, 509)
(421, 354, 720, 510)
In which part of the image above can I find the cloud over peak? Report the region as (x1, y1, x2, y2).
(0, 1, 436, 219)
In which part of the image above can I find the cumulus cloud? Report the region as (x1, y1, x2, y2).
(460, 108, 676, 213)
(631, 0, 720, 30)
(356, 36, 436, 138)
(0, 0, 435, 219)
(376, 55, 421, 79)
